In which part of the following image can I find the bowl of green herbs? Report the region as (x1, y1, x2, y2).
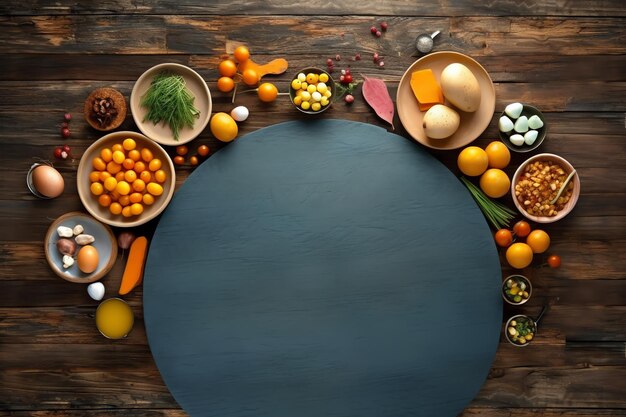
(131, 63, 212, 146)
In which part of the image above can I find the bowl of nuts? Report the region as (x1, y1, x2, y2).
(511, 153, 580, 223)
(84, 87, 127, 131)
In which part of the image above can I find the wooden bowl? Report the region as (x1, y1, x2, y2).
(84, 87, 127, 131)
(130, 63, 212, 145)
(511, 153, 580, 223)
(396, 51, 496, 150)
(77, 131, 175, 227)
(44, 212, 117, 283)
(499, 104, 547, 153)
(289, 67, 334, 114)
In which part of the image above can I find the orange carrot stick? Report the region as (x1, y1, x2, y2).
(118, 236, 148, 295)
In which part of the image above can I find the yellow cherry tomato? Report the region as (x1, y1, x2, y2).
(111, 144, 124, 153)
(118, 195, 130, 207)
(210, 112, 238, 142)
(129, 192, 143, 204)
(104, 176, 118, 192)
(98, 194, 111, 207)
(122, 206, 133, 218)
(109, 202, 122, 215)
(217, 76, 235, 93)
(485, 141, 511, 169)
(297, 73, 306, 82)
(291, 79, 302, 90)
(115, 180, 131, 196)
(242, 68, 259, 86)
(146, 182, 164, 196)
(218, 59, 237, 77)
(92, 157, 106, 171)
(90, 182, 104, 196)
(479, 168, 511, 198)
(130, 203, 144, 216)
(124, 170, 137, 183)
(132, 179, 146, 192)
(306, 73, 318, 84)
(318, 73, 329, 83)
(112, 150, 126, 165)
(457, 146, 488, 177)
(154, 170, 167, 183)
(128, 149, 140, 161)
(140, 148, 153, 162)
(526, 230, 551, 254)
(301, 101, 311, 111)
(506, 243, 534, 269)
(122, 138, 136, 151)
(100, 148, 113, 162)
(115, 171, 125, 182)
(148, 158, 162, 172)
(99, 171, 112, 182)
(139, 170, 152, 183)
(234, 45, 250, 63)
(311, 102, 321, 111)
(122, 158, 135, 170)
(142, 194, 155, 205)
(258, 83, 278, 103)
(89, 171, 101, 182)
(134, 161, 146, 173)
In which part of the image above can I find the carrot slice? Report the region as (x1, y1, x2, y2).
(118, 236, 148, 295)
(410, 69, 444, 111)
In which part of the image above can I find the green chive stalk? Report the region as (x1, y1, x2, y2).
(460, 176, 516, 229)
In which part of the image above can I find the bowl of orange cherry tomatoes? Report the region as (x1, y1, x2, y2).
(77, 131, 176, 227)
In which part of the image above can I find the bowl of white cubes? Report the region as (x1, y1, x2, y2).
(498, 103, 546, 153)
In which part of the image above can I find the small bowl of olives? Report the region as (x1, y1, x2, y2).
(502, 275, 532, 305)
(504, 314, 537, 347)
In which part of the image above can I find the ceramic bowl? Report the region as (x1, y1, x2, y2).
(501, 275, 532, 305)
(289, 67, 334, 114)
(504, 314, 537, 347)
(499, 104, 547, 153)
(511, 153, 580, 223)
(130, 63, 212, 145)
(84, 87, 127, 131)
(44, 212, 117, 283)
(77, 131, 175, 228)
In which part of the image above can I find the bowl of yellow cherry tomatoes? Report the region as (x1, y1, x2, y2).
(77, 131, 176, 227)
(289, 67, 334, 114)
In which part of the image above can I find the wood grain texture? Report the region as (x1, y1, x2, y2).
(1, 1, 625, 416)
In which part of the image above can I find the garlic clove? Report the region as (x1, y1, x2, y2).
(87, 282, 105, 301)
(524, 130, 539, 145)
(510, 134, 525, 146)
(528, 115, 544, 129)
(499, 116, 514, 133)
(62, 255, 75, 269)
(505, 102, 523, 119)
(75, 234, 95, 245)
(230, 106, 249, 122)
(57, 226, 73, 238)
(73, 224, 84, 236)
(514, 116, 529, 133)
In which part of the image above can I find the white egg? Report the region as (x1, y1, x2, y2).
(87, 282, 105, 301)
(524, 130, 539, 145)
(499, 116, 514, 133)
(230, 106, 249, 122)
(510, 134, 525, 146)
(505, 102, 523, 119)
(528, 115, 544, 129)
(514, 116, 529, 133)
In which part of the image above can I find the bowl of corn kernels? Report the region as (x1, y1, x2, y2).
(511, 153, 580, 223)
(289, 68, 334, 114)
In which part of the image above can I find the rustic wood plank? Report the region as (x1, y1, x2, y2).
(2, 411, 187, 417)
(462, 408, 626, 416)
(2, 0, 624, 17)
(1, 16, 625, 56)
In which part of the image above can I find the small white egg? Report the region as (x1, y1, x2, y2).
(505, 102, 523, 119)
(528, 115, 544, 129)
(510, 134, 525, 146)
(499, 116, 514, 133)
(514, 116, 529, 133)
(87, 282, 105, 301)
(524, 130, 539, 145)
(230, 106, 249, 122)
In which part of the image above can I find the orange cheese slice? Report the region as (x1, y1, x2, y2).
(410, 69, 444, 111)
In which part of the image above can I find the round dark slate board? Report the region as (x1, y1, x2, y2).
(144, 120, 502, 417)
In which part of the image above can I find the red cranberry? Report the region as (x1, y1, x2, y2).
(335, 54, 341, 61)
(344, 74, 353, 83)
(61, 128, 70, 138)
(63, 113, 72, 122)
(370, 26, 377, 34)
(62, 144, 71, 153)
(53, 147, 63, 159)
(375, 30, 382, 37)
(354, 53, 361, 61)
(61, 121, 69, 129)
(380, 22, 388, 31)
(326, 58, 333, 66)
(345, 94, 355, 104)
(373, 53, 379, 63)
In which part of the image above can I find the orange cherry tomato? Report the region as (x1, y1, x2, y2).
(547, 254, 561, 268)
(233, 46, 250, 63)
(218, 59, 237, 77)
(189, 155, 199, 166)
(174, 155, 185, 165)
(217, 76, 235, 93)
(197, 145, 209, 157)
(257, 83, 278, 103)
(513, 220, 531, 237)
(494, 229, 513, 247)
(242, 68, 259, 86)
(176, 145, 189, 156)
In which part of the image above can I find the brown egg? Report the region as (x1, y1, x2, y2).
(32, 165, 64, 198)
(77, 245, 99, 274)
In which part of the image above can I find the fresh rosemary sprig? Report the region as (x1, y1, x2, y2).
(460, 176, 517, 229)
(141, 72, 200, 141)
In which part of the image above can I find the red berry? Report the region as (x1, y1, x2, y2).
(63, 113, 72, 122)
(61, 121, 69, 129)
(373, 53, 379, 63)
(344, 74, 353, 83)
(62, 144, 71, 153)
(326, 58, 333, 66)
(344, 68, 351, 75)
(354, 53, 361, 61)
(61, 128, 70, 138)
(380, 21, 388, 31)
(335, 54, 341, 61)
(370, 26, 377, 34)
(339, 75, 346, 83)
(375, 30, 382, 37)
(345, 94, 355, 104)
(53, 147, 63, 159)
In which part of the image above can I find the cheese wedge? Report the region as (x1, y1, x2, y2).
(410, 69, 444, 111)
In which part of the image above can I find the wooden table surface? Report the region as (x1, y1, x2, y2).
(1, 2, 625, 416)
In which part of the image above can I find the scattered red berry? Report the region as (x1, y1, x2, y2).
(370, 26, 377, 34)
(380, 22, 388, 31)
(189, 155, 199, 166)
(354, 53, 361, 61)
(197, 145, 210, 157)
(53, 147, 63, 159)
(339, 75, 345, 83)
(344, 74, 353, 83)
(62, 144, 71, 153)
(326, 58, 333, 66)
(61, 128, 70, 138)
(345, 94, 355, 104)
(335, 54, 341, 61)
(375, 30, 382, 37)
(344, 68, 351, 75)
(61, 121, 69, 129)
(63, 113, 72, 122)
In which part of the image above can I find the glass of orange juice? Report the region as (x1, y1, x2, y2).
(95, 298, 134, 339)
